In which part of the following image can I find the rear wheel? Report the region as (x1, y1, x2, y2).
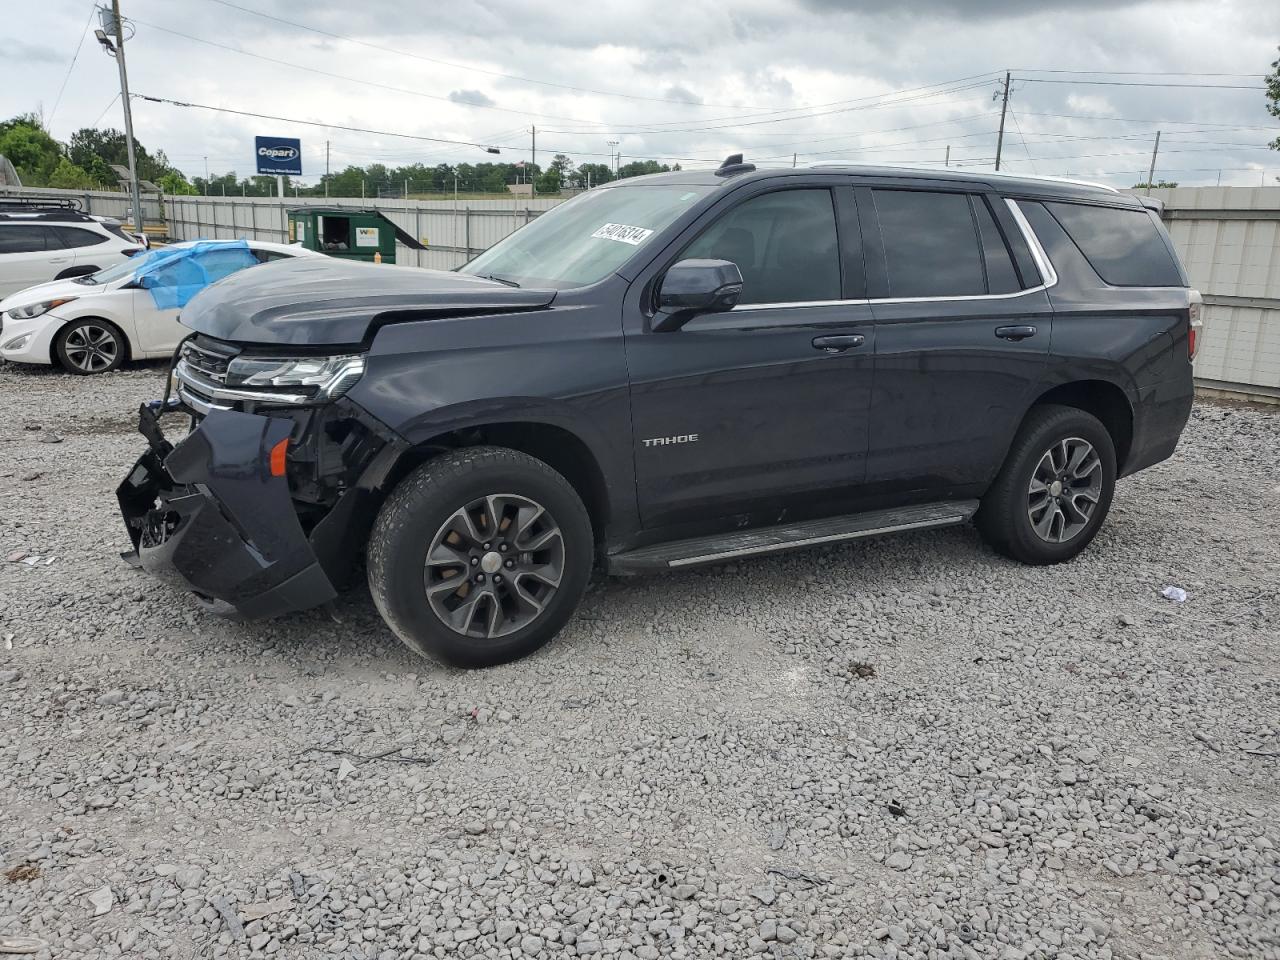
(976, 404, 1117, 564)
(367, 446, 593, 668)
(54, 318, 125, 374)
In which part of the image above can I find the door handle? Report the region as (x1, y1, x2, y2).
(995, 324, 1037, 342)
(812, 334, 865, 352)
(48, 257, 71, 264)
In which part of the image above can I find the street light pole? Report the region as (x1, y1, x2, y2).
(100, 2, 144, 235)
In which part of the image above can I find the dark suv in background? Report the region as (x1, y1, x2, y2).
(119, 157, 1200, 667)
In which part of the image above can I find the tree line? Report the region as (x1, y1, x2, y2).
(0, 114, 678, 198)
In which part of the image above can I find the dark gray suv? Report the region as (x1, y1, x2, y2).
(119, 157, 1200, 667)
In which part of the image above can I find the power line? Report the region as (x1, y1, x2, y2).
(90, 93, 121, 129)
(1016, 110, 1280, 131)
(131, 93, 728, 164)
(1011, 68, 1267, 78)
(46, 2, 99, 131)
(1017, 78, 1265, 90)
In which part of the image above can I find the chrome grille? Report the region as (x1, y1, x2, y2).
(180, 337, 237, 384)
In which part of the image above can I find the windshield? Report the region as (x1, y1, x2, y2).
(78, 248, 177, 285)
(459, 184, 713, 289)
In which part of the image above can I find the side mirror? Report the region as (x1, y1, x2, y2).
(653, 259, 743, 332)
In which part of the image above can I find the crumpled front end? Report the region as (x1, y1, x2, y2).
(118, 404, 338, 618)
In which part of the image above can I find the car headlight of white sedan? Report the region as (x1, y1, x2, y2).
(5, 297, 78, 321)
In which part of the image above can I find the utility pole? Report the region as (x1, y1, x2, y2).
(99, 2, 144, 234)
(530, 125, 536, 198)
(1145, 130, 1161, 195)
(202, 156, 208, 195)
(994, 71, 1011, 172)
(607, 140, 619, 179)
(792, 153, 797, 168)
(945, 145, 951, 168)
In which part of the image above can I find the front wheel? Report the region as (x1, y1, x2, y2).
(55, 319, 125, 374)
(976, 404, 1117, 565)
(367, 446, 593, 668)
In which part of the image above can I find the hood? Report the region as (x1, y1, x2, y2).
(0, 277, 106, 311)
(179, 257, 556, 346)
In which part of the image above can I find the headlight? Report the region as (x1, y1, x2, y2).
(224, 354, 366, 400)
(6, 297, 78, 320)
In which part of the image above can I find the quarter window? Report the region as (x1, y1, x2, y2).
(1045, 201, 1183, 287)
(873, 189, 986, 298)
(683, 189, 841, 305)
(0, 225, 56, 254)
(50, 226, 109, 249)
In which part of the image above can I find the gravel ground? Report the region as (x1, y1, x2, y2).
(1, 361, 1277, 960)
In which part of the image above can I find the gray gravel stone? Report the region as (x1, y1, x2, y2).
(0, 368, 1276, 960)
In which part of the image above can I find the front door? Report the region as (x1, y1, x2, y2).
(860, 186, 1053, 495)
(0, 224, 64, 297)
(624, 183, 875, 530)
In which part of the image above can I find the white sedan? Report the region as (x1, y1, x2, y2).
(0, 240, 323, 374)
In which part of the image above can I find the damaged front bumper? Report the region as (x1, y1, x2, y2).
(117, 402, 339, 618)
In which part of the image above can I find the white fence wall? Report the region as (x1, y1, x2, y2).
(164, 194, 565, 271)
(1152, 185, 1280, 399)
(6, 183, 1278, 397)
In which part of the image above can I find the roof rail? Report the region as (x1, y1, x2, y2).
(0, 195, 84, 211)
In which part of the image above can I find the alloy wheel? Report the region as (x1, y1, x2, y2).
(1027, 437, 1102, 543)
(424, 493, 565, 639)
(63, 323, 119, 373)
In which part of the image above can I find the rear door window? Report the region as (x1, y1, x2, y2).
(683, 189, 841, 305)
(1044, 202, 1183, 287)
(972, 198, 1022, 294)
(0, 225, 57, 254)
(50, 225, 109, 249)
(872, 189, 986, 298)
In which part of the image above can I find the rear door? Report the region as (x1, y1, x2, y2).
(0, 224, 65, 297)
(48, 225, 115, 274)
(624, 179, 876, 529)
(861, 185, 1053, 496)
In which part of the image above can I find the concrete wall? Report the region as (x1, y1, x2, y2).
(1152, 186, 1280, 399)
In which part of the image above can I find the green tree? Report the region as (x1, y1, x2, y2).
(616, 160, 671, 179)
(157, 170, 197, 195)
(46, 157, 98, 189)
(1267, 46, 1280, 151)
(0, 115, 63, 184)
(67, 127, 180, 186)
(1132, 180, 1179, 190)
(573, 163, 613, 188)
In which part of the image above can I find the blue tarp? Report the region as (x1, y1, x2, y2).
(133, 240, 258, 310)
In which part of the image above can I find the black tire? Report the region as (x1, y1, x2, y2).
(367, 446, 593, 668)
(54, 318, 126, 375)
(976, 404, 1117, 565)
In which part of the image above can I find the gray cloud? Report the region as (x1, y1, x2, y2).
(447, 89, 496, 108)
(664, 85, 703, 105)
(0, 40, 61, 63)
(3, 0, 1277, 189)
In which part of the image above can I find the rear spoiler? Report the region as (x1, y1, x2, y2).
(1137, 196, 1165, 216)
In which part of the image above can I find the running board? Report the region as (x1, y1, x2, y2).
(607, 501, 978, 574)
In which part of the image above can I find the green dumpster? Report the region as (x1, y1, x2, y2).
(287, 207, 425, 264)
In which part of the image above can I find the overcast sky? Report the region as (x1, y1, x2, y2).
(4, 0, 1279, 189)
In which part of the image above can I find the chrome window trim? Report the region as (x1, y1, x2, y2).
(722, 195, 1058, 315)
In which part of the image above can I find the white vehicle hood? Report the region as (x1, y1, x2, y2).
(0, 277, 112, 313)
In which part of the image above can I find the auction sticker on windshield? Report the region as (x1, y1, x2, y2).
(592, 223, 654, 245)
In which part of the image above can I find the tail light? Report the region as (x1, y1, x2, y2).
(1188, 289, 1203, 360)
